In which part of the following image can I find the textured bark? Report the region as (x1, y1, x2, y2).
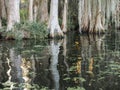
(62, 0, 68, 33)
(89, 0, 97, 33)
(114, 0, 120, 28)
(101, 0, 106, 29)
(78, 0, 119, 34)
(28, 0, 33, 22)
(33, 0, 38, 22)
(78, 0, 84, 33)
(0, 0, 2, 28)
(94, 0, 104, 33)
(7, 0, 20, 31)
(82, 0, 89, 32)
(38, 0, 48, 23)
(78, 0, 106, 34)
(1, 0, 7, 19)
(48, 0, 64, 38)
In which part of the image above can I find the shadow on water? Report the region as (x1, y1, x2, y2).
(0, 30, 120, 90)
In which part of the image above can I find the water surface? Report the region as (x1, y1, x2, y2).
(0, 30, 120, 90)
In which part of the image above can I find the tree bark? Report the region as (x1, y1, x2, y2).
(38, 0, 48, 23)
(33, 0, 38, 22)
(94, 0, 104, 33)
(62, 0, 68, 33)
(7, 0, 20, 31)
(78, 0, 106, 34)
(78, 0, 84, 33)
(1, 0, 7, 19)
(0, 0, 2, 28)
(28, 0, 33, 22)
(48, 0, 64, 38)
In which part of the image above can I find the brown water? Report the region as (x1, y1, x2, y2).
(0, 30, 120, 90)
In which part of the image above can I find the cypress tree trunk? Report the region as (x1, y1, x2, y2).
(82, 0, 89, 32)
(1, 0, 7, 19)
(7, 0, 20, 31)
(78, 0, 108, 34)
(28, 0, 33, 22)
(38, 0, 48, 23)
(0, 0, 2, 28)
(78, 0, 120, 34)
(48, 0, 64, 38)
(62, 0, 68, 33)
(33, 0, 38, 22)
(78, 0, 84, 33)
(94, 0, 104, 33)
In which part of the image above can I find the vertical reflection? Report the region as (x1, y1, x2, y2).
(63, 35, 69, 73)
(5, 48, 23, 89)
(80, 34, 105, 86)
(21, 55, 36, 90)
(49, 40, 62, 90)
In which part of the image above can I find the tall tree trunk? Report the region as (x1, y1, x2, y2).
(94, 0, 104, 33)
(101, 0, 106, 29)
(28, 0, 33, 22)
(59, 0, 64, 19)
(89, 0, 97, 33)
(82, 0, 89, 32)
(33, 0, 38, 22)
(115, 0, 120, 28)
(0, 0, 2, 28)
(78, 0, 84, 33)
(0, 0, 7, 28)
(7, 0, 20, 31)
(1, 0, 7, 19)
(78, 0, 105, 34)
(106, 0, 111, 28)
(48, 0, 64, 38)
(62, 0, 68, 33)
(38, 0, 48, 23)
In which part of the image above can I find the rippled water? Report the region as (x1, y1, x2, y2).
(0, 30, 120, 90)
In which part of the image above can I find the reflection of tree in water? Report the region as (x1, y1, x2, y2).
(49, 40, 62, 90)
(0, 46, 8, 83)
(0, 40, 50, 89)
(3, 48, 24, 89)
(80, 33, 120, 90)
(60, 33, 106, 89)
(80, 34, 106, 88)
(21, 56, 36, 90)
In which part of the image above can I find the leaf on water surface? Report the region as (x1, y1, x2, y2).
(63, 77, 71, 81)
(78, 57, 82, 60)
(86, 71, 93, 74)
(67, 87, 85, 90)
(34, 45, 44, 48)
(98, 77, 105, 81)
(63, 74, 68, 76)
(73, 77, 86, 82)
(22, 50, 35, 53)
(69, 66, 76, 71)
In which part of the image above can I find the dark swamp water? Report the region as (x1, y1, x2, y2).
(0, 30, 120, 90)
